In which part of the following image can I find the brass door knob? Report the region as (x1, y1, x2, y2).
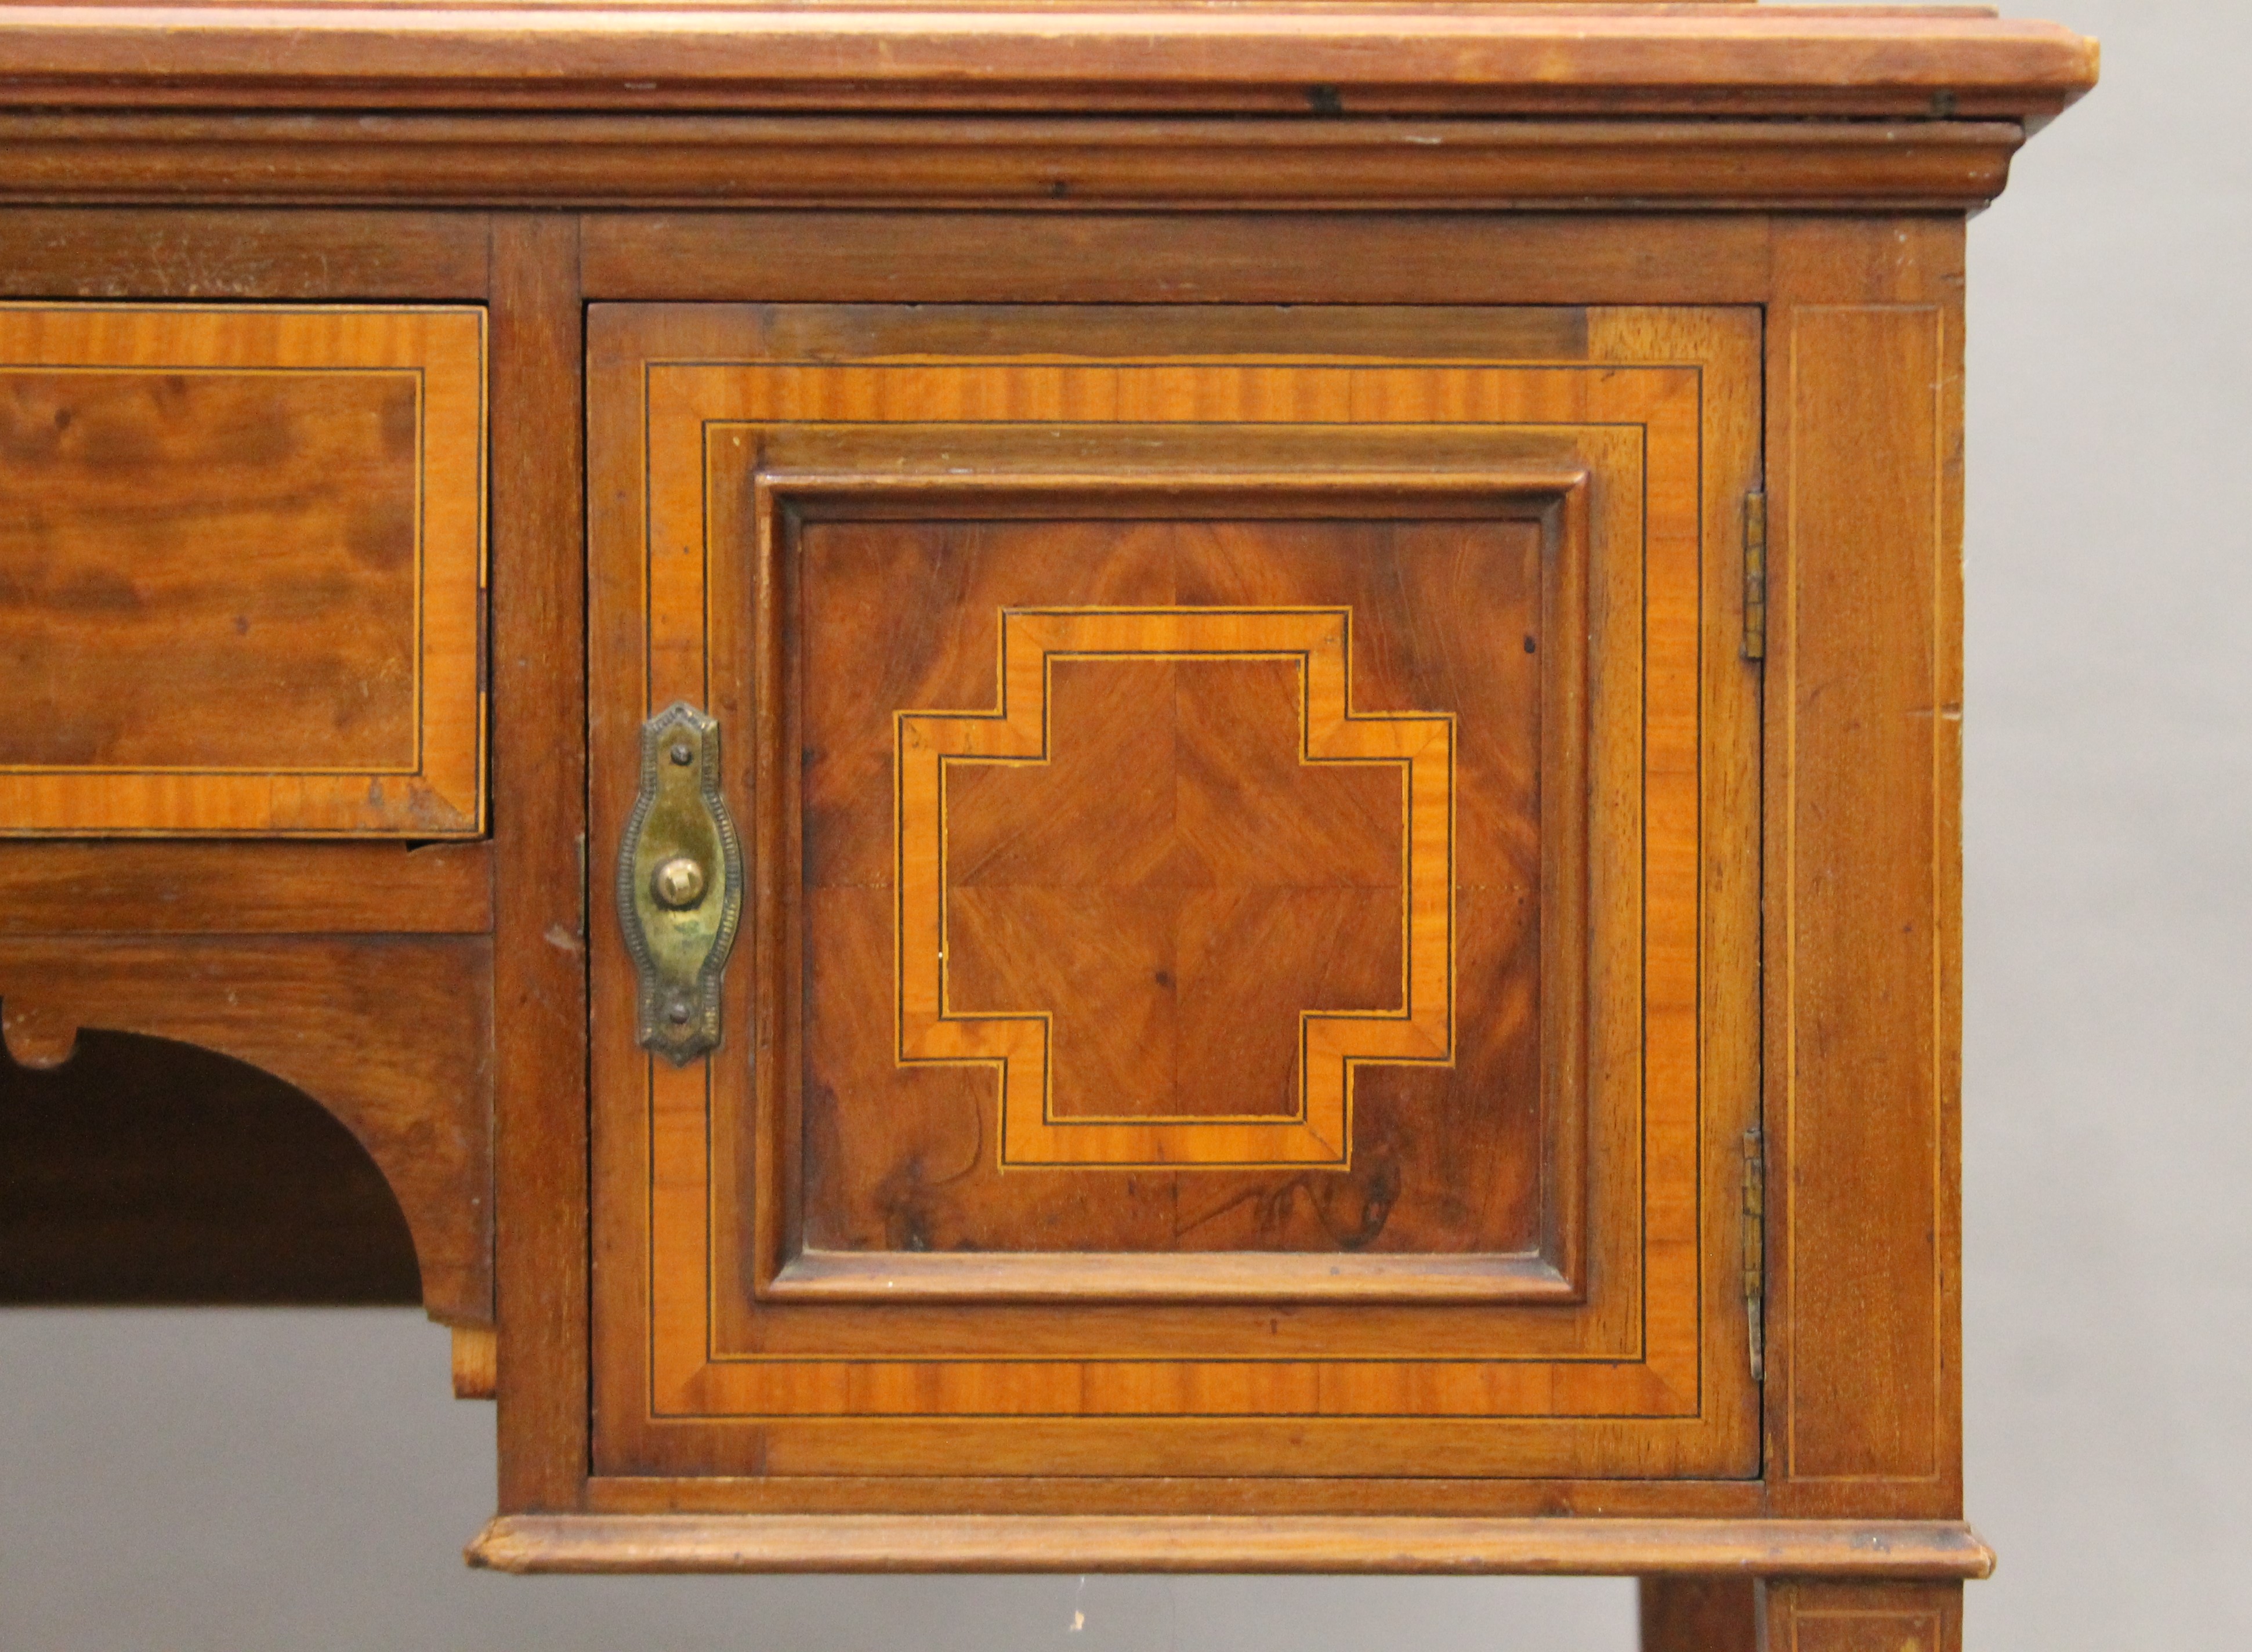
(650, 856, 708, 910)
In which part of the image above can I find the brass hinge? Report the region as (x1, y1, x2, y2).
(1742, 1124, 1767, 1381)
(1742, 490, 1769, 662)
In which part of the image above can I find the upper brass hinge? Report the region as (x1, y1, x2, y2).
(1742, 490, 1769, 662)
(1742, 1124, 1767, 1381)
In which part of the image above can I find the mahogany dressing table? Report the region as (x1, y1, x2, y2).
(0, 4, 2098, 1645)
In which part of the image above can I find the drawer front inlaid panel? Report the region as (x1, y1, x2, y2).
(0, 305, 485, 836)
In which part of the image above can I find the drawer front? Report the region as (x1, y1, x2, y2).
(0, 304, 485, 837)
(588, 303, 1761, 1492)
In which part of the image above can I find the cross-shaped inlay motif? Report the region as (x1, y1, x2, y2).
(896, 607, 1454, 1168)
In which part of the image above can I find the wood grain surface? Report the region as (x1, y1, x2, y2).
(1764, 1579, 1965, 1652)
(0, 115, 2032, 213)
(1, 368, 421, 770)
(0, 841, 490, 933)
(830, 542, 1512, 1219)
(938, 650, 1414, 1131)
(487, 214, 592, 1511)
(737, 440, 1634, 1339)
(0, 7, 2098, 122)
(0, 936, 493, 1324)
(1764, 219, 1969, 1521)
(0, 303, 487, 836)
(586, 302, 1761, 1489)
(0, 1027, 423, 1306)
(0, 0, 2091, 1564)
(579, 217, 1775, 307)
(0, 208, 490, 302)
(760, 488, 1583, 1304)
(1641, 1576, 1759, 1652)
(468, 1513, 1997, 1578)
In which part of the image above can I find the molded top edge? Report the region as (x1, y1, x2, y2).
(0, 5, 2101, 121)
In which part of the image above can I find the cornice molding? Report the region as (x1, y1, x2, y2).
(0, 113, 2030, 210)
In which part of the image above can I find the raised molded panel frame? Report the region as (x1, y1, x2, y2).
(749, 470, 1597, 1309)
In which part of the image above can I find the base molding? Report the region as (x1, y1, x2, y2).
(466, 1515, 1996, 1577)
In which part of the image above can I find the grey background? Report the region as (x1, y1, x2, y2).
(3, 2, 2244, 1645)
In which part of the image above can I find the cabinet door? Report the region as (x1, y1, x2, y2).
(586, 305, 1761, 1499)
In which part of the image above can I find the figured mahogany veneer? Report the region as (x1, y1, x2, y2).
(800, 498, 1566, 1264)
(580, 302, 1760, 1481)
(918, 631, 1442, 1153)
(897, 611, 1454, 1165)
(0, 303, 487, 837)
(0, 0, 2096, 1630)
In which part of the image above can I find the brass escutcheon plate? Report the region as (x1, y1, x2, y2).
(618, 702, 745, 1064)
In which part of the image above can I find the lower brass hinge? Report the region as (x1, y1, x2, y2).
(1742, 490, 1769, 662)
(1742, 1124, 1767, 1381)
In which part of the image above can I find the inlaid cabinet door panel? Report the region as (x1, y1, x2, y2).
(588, 305, 1760, 1492)
(0, 304, 485, 836)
